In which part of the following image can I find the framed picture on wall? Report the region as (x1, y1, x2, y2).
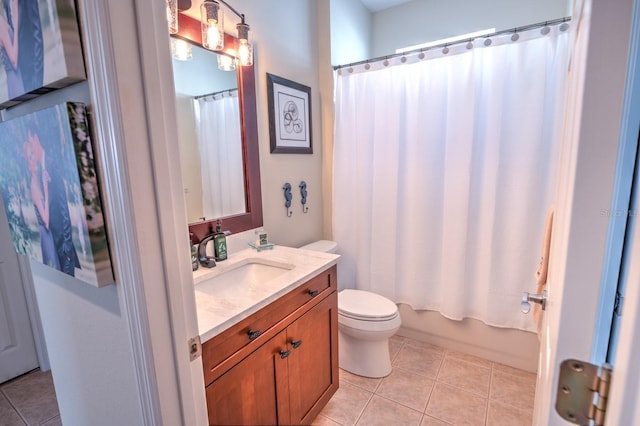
(267, 73, 312, 154)
(0, 102, 115, 287)
(0, 0, 86, 109)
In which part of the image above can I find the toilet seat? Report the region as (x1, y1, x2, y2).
(339, 289, 398, 321)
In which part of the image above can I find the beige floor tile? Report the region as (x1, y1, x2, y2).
(446, 350, 493, 369)
(312, 414, 344, 426)
(340, 369, 382, 393)
(393, 344, 444, 379)
(319, 381, 373, 426)
(490, 371, 535, 411)
(0, 392, 26, 426)
(390, 335, 408, 344)
(376, 367, 434, 412)
(403, 339, 446, 354)
(356, 395, 423, 426)
(2, 371, 59, 426)
(437, 358, 491, 397)
(487, 400, 533, 426)
(389, 339, 404, 362)
(420, 415, 453, 426)
(425, 383, 487, 426)
(492, 363, 537, 381)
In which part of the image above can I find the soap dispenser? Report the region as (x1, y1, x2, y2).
(213, 220, 227, 261)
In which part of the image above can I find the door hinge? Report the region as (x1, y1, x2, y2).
(555, 359, 612, 426)
(188, 336, 202, 361)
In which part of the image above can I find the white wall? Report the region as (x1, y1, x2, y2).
(226, 0, 327, 249)
(0, 80, 147, 425)
(330, 0, 373, 65)
(371, 0, 571, 57)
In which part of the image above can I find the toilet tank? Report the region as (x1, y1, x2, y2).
(300, 240, 338, 254)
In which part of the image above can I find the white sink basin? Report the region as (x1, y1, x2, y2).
(195, 258, 294, 296)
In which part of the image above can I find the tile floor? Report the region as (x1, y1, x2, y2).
(314, 335, 536, 426)
(0, 369, 61, 426)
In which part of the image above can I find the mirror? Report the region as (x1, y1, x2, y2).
(174, 13, 263, 241)
(172, 41, 243, 223)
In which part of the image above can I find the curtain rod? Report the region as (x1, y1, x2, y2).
(333, 16, 571, 71)
(194, 88, 238, 100)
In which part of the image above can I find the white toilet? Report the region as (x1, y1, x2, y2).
(300, 240, 401, 378)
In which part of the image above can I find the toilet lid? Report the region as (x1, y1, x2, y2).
(338, 289, 398, 320)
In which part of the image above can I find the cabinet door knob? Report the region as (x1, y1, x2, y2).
(291, 339, 302, 349)
(279, 349, 291, 359)
(308, 289, 319, 297)
(247, 329, 262, 340)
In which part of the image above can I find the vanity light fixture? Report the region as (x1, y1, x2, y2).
(236, 20, 253, 66)
(201, 0, 224, 51)
(171, 38, 193, 61)
(165, 0, 191, 37)
(217, 50, 236, 71)
(166, 0, 178, 34)
(200, 0, 254, 67)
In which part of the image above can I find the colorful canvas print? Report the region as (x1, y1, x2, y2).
(0, 0, 86, 108)
(0, 102, 114, 287)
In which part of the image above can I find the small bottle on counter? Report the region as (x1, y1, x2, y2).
(189, 233, 199, 271)
(213, 220, 227, 261)
(255, 227, 268, 246)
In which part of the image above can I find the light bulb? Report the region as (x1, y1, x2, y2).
(238, 39, 253, 66)
(206, 25, 223, 50)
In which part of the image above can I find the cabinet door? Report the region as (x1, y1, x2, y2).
(286, 293, 339, 424)
(205, 330, 290, 425)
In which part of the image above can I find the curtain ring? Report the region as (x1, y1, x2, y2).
(541, 21, 551, 35)
(511, 31, 520, 42)
(484, 38, 492, 47)
(442, 45, 449, 55)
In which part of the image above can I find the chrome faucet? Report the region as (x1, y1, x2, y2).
(198, 234, 217, 268)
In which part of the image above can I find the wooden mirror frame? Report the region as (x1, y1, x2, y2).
(175, 13, 263, 242)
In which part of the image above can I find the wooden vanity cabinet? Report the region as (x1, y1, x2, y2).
(203, 266, 339, 426)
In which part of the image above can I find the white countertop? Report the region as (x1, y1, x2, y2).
(194, 245, 339, 343)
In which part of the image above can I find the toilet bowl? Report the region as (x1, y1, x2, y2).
(300, 240, 401, 378)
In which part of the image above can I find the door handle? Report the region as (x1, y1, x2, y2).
(247, 329, 262, 340)
(279, 349, 291, 359)
(520, 290, 547, 314)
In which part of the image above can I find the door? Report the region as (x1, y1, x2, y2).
(0, 205, 39, 383)
(204, 330, 290, 426)
(533, 0, 639, 424)
(286, 293, 339, 425)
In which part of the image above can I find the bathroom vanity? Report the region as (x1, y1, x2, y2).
(194, 246, 339, 425)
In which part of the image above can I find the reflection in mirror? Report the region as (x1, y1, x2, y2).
(171, 40, 245, 223)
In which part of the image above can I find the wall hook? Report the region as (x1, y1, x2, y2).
(283, 183, 293, 217)
(299, 181, 309, 213)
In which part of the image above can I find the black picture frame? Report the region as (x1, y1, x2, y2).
(267, 73, 312, 154)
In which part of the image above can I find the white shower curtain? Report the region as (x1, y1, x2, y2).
(195, 90, 245, 219)
(333, 28, 569, 331)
